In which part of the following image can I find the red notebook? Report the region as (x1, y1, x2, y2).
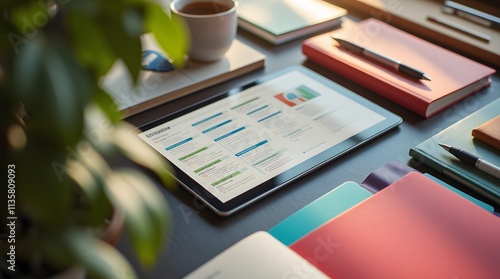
(290, 172, 500, 279)
(302, 18, 495, 118)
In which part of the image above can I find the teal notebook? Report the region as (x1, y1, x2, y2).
(270, 174, 494, 246)
(237, 0, 346, 45)
(268, 182, 372, 246)
(410, 98, 500, 205)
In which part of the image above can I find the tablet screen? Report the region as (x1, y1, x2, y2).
(138, 67, 401, 215)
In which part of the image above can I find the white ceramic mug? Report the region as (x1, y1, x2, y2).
(170, 0, 238, 62)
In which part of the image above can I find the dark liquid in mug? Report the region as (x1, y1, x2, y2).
(179, 1, 232, 15)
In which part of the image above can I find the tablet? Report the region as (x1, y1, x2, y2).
(137, 66, 401, 216)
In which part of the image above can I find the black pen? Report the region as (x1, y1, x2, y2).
(439, 143, 500, 180)
(332, 36, 431, 81)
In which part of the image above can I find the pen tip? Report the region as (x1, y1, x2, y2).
(438, 143, 450, 151)
(422, 74, 431, 81)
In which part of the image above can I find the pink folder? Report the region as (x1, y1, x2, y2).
(290, 172, 500, 279)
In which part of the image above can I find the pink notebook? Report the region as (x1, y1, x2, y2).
(302, 18, 495, 118)
(290, 172, 500, 279)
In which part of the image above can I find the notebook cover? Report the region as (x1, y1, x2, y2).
(472, 115, 500, 150)
(302, 18, 495, 118)
(290, 172, 500, 279)
(268, 181, 372, 246)
(409, 98, 500, 205)
(183, 231, 329, 279)
(237, 0, 346, 45)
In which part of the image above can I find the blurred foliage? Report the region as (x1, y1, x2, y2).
(0, 0, 186, 278)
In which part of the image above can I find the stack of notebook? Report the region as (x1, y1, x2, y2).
(410, 98, 500, 205)
(184, 166, 500, 279)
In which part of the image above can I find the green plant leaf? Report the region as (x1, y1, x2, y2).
(111, 122, 176, 189)
(16, 135, 73, 227)
(66, 10, 117, 79)
(12, 34, 44, 101)
(74, 139, 113, 180)
(11, 1, 53, 35)
(122, 5, 145, 37)
(99, 5, 143, 83)
(105, 169, 170, 267)
(145, 2, 189, 69)
(65, 230, 137, 279)
(14, 37, 92, 145)
(67, 159, 112, 227)
(92, 87, 122, 124)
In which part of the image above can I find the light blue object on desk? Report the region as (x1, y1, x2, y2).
(141, 50, 174, 72)
(268, 181, 372, 246)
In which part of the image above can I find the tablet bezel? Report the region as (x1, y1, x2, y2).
(137, 66, 402, 216)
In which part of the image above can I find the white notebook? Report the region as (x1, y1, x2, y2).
(183, 231, 329, 279)
(101, 35, 266, 117)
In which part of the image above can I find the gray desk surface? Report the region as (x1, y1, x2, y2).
(121, 15, 499, 279)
